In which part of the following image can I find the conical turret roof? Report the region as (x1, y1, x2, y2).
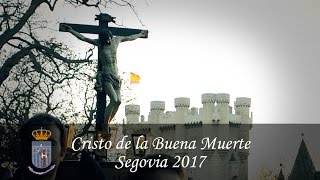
(278, 166, 285, 180)
(288, 139, 316, 180)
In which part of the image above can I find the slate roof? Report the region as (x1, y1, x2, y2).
(288, 139, 316, 180)
(278, 169, 285, 180)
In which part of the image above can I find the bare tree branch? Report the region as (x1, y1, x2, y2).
(45, 0, 59, 11)
(0, 0, 46, 49)
(35, 41, 92, 64)
(0, 45, 34, 85)
(109, 0, 144, 26)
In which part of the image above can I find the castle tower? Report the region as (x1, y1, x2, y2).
(148, 101, 165, 124)
(215, 93, 230, 148)
(234, 97, 251, 124)
(201, 93, 216, 123)
(174, 97, 190, 155)
(125, 104, 140, 123)
(174, 97, 190, 124)
(216, 93, 230, 124)
(234, 98, 251, 180)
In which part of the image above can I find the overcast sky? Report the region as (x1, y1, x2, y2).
(40, 0, 320, 125)
(37, 0, 320, 178)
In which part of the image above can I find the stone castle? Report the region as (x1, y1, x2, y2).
(124, 93, 252, 180)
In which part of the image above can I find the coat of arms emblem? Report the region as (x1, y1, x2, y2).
(32, 141, 51, 168)
(29, 127, 54, 174)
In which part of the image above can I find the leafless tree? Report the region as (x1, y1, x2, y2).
(0, 0, 139, 162)
(0, 0, 141, 86)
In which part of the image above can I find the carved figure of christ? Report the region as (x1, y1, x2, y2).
(59, 13, 147, 131)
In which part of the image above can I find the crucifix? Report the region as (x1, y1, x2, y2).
(59, 13, 147, 136)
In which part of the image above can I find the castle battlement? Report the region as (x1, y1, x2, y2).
(125, 104, 140, 116)
(125, 93, 252, 124)
(216, 93, 230, 104)
(174, 97, 190, 108)
(150, 101, 165, 111)
(234, 97, 251, 107)
(201, 93, 216, 104)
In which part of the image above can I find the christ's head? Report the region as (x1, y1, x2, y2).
(99, 29, 113, 45)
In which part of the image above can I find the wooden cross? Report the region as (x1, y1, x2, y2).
(59, 13, 147, 132)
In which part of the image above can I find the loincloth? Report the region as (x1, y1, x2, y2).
(95, 72, 121, 92)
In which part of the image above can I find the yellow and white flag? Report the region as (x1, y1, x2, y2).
(130, 72, 140, 84)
